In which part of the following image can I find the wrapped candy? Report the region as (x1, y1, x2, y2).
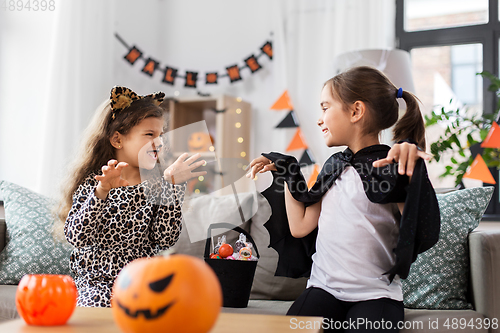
(214, 235, 226, 255)
(234, 233, 248, 253)
(239, 247, 252, 260)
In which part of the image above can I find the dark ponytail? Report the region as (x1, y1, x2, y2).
(328, 66, 425, 149)
(393, 90, 426, 148)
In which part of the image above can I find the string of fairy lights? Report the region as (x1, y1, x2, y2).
(186, 97, 249, 195)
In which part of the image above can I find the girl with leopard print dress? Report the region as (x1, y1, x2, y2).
(57, 86, 206, 307)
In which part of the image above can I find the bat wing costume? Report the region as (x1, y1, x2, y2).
(261, 144, 440, 282)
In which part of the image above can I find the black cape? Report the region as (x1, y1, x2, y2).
(261, 144, 440, 282)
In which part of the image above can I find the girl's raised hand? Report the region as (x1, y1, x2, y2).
(95, 160, 129, 199)
(163, 153, 207, 185)
(372, 142, 431, 176)
(246, 155, 276, 180)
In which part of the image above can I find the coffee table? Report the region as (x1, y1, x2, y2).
(0, 307, 323, 332)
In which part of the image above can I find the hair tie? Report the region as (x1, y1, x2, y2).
(110, 86, 165, 120)
(397, 88, 403, 99)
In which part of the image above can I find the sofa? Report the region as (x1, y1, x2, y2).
(1, 184, 500, 333)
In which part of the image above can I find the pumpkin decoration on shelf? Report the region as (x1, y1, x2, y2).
(15, 274, 78, 326)
(188, 132, 214, 152)
(111, 254, 222, 333)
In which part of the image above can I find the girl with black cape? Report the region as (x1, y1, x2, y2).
(247, 66, 440, 332)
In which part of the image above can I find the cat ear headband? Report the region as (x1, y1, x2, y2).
(109, 86, 165, 119)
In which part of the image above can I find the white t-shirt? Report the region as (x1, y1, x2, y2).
(306, 166, 403, 302)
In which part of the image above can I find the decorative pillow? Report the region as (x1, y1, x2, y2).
(0, 181, 73, 284)
(402, 186, 494, 309)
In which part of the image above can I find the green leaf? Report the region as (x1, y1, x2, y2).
(480, 129, 490, 141)
(450, 134, 462, 149)
(466, 134, 475, 146)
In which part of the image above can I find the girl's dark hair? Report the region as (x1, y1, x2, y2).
(55, 97, 165, 225)
(326, 66, 425, 148)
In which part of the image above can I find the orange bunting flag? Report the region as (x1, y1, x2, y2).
(463, 154, 496, 184)
(141, 58, 158, 77)
(481, 122, 500, 148)
(271, 90, 294, 110)
(124, 46, 142, 65)
(286, 128, 308, 151)
(307, 164, 320, 189)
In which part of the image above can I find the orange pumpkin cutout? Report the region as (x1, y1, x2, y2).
(111, 254, 222, 333)
(16, 274, 78, 326)
(188, 132, 214, 152)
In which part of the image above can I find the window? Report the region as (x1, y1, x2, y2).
(451, 44, 483, 106)
(404, 0, 489, 31)
(396, 0, 500, 218)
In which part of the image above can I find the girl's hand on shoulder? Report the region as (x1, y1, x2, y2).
(164, 153, 207, 185)
(246, 156, 276, 180)
(372, 142, 431, 176)
(95, 160, 129, 198)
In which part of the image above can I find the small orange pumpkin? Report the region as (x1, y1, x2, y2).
(111, 254, 222, 333)
(15, 274, 78, 326)
(188, 132, 214, 152)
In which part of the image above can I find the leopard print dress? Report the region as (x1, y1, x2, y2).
(64, 172, 185, 307)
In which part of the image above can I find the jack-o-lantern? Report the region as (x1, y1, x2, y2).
(111, 254, 222, 333)
(188, 132, 214, 152)
(15, 274, 78, 326)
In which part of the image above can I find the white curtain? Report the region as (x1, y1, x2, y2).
(281, 0, 396, 166)
(0, 9, 57, 195)
(37, 1, 116, 197)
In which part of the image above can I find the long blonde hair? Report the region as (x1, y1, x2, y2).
(55, 97, 165, 226)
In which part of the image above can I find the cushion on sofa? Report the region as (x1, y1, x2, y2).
(179, 190, 259, 244)
(0, 181, 72, 284)
(402, 186, 494, 310)
(172, 192, 257, 257)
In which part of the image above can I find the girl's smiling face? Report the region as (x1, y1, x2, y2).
(116, 117, 164, 170)
(318, 83, 352, 148)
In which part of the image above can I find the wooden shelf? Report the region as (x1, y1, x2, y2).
(163, 95, 252, 196)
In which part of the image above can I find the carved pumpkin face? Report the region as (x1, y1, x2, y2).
(111, 254, 222, 333)
(188, 132, 214, 152)
(16, 274, 78, 326)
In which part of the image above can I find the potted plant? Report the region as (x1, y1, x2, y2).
(424, 71, 500, 187)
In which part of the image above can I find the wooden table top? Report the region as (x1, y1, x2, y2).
(0, 307, 323, 333)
